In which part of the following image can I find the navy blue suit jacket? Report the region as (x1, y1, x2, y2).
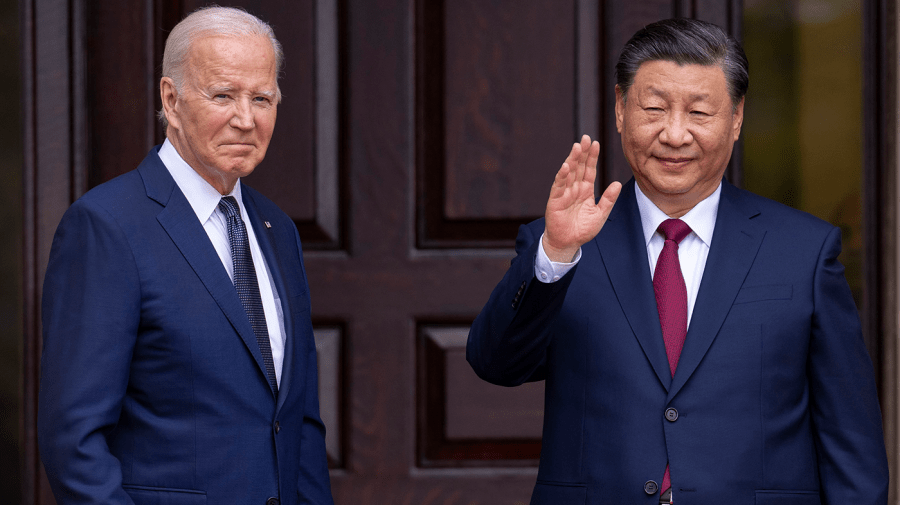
(468, 179, 888, 504)
(38, 147, 334, 504)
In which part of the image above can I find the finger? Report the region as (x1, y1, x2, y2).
(574, 135, 591, 182)
(548, 161, 572, 200)
(584, 140, 600, 185)
(561, 142, 584, 190)
(580, 134, 591, 152)
(564, 141, 583, 173)
(564, 159, 577, 191)
(595, 181, 622, 220)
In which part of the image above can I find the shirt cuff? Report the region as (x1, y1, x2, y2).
(534, 233, 581, 283)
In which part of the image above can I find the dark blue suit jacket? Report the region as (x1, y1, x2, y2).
(38, 147, 334, 504)
(468, 179, 888, 504)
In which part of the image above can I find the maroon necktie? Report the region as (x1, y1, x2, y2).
(654, 218, 692, 499)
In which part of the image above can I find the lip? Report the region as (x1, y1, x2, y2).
(654, 156, 694, 168)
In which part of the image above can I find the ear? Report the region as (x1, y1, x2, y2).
(731, 97, 744, 141)
(160, 77, 181, 131)
(615, 85, 626, 134)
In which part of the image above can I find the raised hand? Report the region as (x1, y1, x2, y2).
(542, 135, 622, 262)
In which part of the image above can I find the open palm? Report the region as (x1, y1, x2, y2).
(543, 135, 622, 262)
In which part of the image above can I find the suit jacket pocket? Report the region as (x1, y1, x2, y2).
(123, 485, 207, 505)
(531, 480, 587, 504)
(756, 489, 820, 505)
(734, 285, 793, 304)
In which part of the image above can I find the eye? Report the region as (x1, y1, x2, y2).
(253, 96, 271, 104)
(690, 110, 710, 116)
(214, 93, 229, 100)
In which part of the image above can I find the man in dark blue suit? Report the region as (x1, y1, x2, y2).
(38, 6, 333, 504)
(468, 18, 888, 504)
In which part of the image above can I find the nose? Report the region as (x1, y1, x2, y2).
(230, 98, 255, 130)
(659, 112, 692, 147)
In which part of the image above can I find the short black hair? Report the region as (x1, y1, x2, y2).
(615, 18, 749, 108)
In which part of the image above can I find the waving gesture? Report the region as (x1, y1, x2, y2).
(543, 135, 622, 262)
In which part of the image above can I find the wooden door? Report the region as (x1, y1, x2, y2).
(22, 0, 743, 502)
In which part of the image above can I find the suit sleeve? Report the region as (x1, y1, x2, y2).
(467, 219, 578, 387)
(292, 230, 335, 505)
(808, 227, 889, 503)
(38, 199, 139, 504)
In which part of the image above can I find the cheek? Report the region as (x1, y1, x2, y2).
(255, 111, 277, 137)
(625, 127, 655, 152)
(696, 133, 731, 158)
(195, 116, 231, 143)
(213, 113, 235, 133)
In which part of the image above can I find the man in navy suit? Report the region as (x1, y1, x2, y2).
(468, 18, 888, 504)
(38, 6, 333, 504)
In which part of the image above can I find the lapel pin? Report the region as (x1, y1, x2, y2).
(265, 221, 272, 229)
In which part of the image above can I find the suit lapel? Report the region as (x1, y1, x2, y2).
(595, 179, 673, 390)
(666, 181, 765, 401)
(139, 151, 272, 395)
(242, 190, 295, 411)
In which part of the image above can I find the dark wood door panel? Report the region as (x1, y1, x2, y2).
(417, 0, 585, 248)
(84, 0, 161, 189)
(439, 0, 576, 221)
(418, 326, 544, 468)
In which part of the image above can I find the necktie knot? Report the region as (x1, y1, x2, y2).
(219, 196, 240, 219)
(658, 218, 692, 245)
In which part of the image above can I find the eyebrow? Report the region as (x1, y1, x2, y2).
(207, 86, 276, 98)
(207, 85, 233, 95)
(647, 86, 710, 102)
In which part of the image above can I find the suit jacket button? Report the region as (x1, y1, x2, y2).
(274, 421, 281, 433)
(266, 498, 280, 505)
(644, 480, 659, 495)
(665, 408, 678, 422)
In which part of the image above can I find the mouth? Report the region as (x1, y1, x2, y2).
(221, 142, 256, 150)
(654, 155, 694, 168)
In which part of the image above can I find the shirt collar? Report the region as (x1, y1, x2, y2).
(634, 180, 721, 247)
(158, 138, 243, 223)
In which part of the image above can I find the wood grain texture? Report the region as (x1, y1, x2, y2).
(418, 326, 542, 468)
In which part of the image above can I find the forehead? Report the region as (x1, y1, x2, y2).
(632, 60, 729, 100)
(187, 34, 277, 84)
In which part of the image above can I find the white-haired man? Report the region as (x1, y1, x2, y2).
(38, 7, 334, 504)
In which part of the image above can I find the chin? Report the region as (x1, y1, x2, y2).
(641, 175, 688, 193)
(222, 157, 260, 173)
(231, 166, 258, 178)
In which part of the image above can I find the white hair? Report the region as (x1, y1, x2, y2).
(157, 5, 283, 130)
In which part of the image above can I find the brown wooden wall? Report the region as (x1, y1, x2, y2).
(22, 1, 800, 503)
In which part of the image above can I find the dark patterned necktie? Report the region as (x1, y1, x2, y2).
(219, 196, 278, 394)
(654, 218, 692, 499)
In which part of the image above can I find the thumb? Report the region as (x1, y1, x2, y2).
(595, 181, 622, 219)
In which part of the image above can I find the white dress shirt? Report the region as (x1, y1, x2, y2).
(159, 139, 286, 385)
(535, 182, 721, 328)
